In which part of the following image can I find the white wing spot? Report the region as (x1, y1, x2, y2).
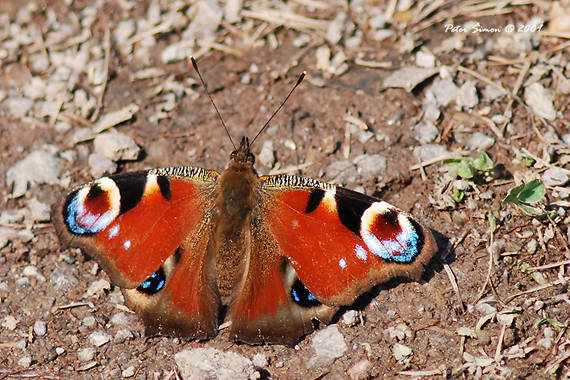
(108, 224, 120, 239)
(123, 240, 131, 250)
(355, 245, 368, 261)
(338, 258, 347, 269)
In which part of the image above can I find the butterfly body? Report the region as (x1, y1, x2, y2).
(53, 136, 437, 345)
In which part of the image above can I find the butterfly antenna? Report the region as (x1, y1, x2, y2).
(250, 71, 306, 148)
(191, 57, 236, 150)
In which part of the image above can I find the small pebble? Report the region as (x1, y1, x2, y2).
(428, 79, 459, 107)
(2, 315, 18, 330)
(416, 49, 436, 68)
(18, 355, 32, 368)
(88, 153, 118, 177)
(6, 149, 62, 197)
(310, 325, 347, 364)
(413, 121, 439, 144)
(82, 316, 96, 328)
(122, 366, 135, 378)
(93, 130, 141, 161)
(384, 66, 438, 92)
(341, 310, 359, 327)
(258, 140, 275, 168)
(542, 167, 569, 187)
(413, 144, 450, 162)
(77, 347, 96, 362)
(456, 81, 479, 109)
(465, 132, 495, 151)
(252, 353, 267, 367)
(524, 82, 556, 120)
(89, 331, 111, 347)
(393, 343, 412, 362)
(34, 320, 47, 336)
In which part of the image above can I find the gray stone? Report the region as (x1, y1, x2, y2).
(542, 167, 569, 187)
(383, 66, 438, 92)
(422, 103, 441, 122)
(353, 154, 387, 178)
(258, 140, 275, 168)
(413, 144, 450, 162)
(457, 81, 478, 109)
(524, 82, 556, 120)
(88, 153, 117, 177)
(33, 320, 47, 336)
(325, 160, 358, 183)
(77, 347, 96, 362)
(114, 329, 134, 344)
(310, 325, 348, 364)
(122, 366, 135, 378)
(93, 130, 141, 161)
(341, 310, 359, 327)
(428, 79, 460, 107)
(174, 348, 259, 380)
(6, 149, 62, 197)
(252, 353, 267, 368)
(413, 121, 439, 144)
(82, 316, 96, 328)
(27, 198, 51, 222)
(89, 331, 111, 347)
(465, 132, 495, 151)
(416, 50, 436, 68)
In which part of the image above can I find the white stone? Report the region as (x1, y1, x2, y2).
(34, 320, 47, 336)
(93, 130, 141, 161)
(310, 325, 347, 363)
(89, 331, 111, 347)
(77, 347, 96, 362)
(175, 348, 259, 380)
(542, 167, 569, 187)
(524, 82, 556, 120)
(6, 149, 62, 197)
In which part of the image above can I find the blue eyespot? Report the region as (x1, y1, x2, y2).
(291, 279, 320, 307)
(137, 267, 166, 295)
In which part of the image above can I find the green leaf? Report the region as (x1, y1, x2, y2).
(518, 179, 546, 203)
(472, 152, 494, 171)
(504, 180, 546, 204)
(457, 160, 476, 179)
(503, 180, 546, 216)
(536, 318, 566, 330)
(452, 188, 465, 202)
(517, 203, 545, 216)
(520, 155, 535, 167)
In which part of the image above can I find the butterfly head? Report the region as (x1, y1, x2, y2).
(230, 136, 255, 168)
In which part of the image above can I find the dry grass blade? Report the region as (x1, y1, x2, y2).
(241, 9, 330, 31)
(505, 278, 568, 303)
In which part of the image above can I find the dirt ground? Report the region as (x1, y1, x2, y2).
(1, 1, 569, 379)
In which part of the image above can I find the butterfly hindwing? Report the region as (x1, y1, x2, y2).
(227, 218, 337, 345)
(260, 175, 437, 306)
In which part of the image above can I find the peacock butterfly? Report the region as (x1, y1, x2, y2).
(51, 59, 438, 345)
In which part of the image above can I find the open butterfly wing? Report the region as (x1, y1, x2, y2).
(260, 175, 437, 306)
(52, 167, 222, 339)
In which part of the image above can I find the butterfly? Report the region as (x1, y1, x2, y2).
(52, 61, 438, 345)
